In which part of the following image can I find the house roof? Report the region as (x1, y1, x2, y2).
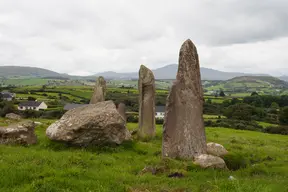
(64, 103, 88, 110)
(19, 101, 43, 107)
(155, 105, 165, 112)
(1, 93, 13, 98)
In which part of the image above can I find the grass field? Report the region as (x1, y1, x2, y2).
(0, 120, 287, 192)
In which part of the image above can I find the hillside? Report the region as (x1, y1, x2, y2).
(0, 66, 61, 78)
(205, 76, 288, 94)
(279, 75, 288, 82)
(0, 120, 287, 191)
(96, 64, 270, 80)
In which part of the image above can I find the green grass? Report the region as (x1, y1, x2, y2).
(1, 78, 49, 86)
(257, 121, 278, 128)
(0, 121, 287, 192)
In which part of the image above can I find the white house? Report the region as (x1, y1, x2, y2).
(155, 106, 165, 119)
(18, 101, 48, 111)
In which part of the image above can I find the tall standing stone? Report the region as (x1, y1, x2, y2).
(138, 65, 156, 139)
(90, 76, 106, 104)
(162, 39, 206, 159)
(117, 103, 126, 124)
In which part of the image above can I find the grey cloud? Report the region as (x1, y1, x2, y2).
(0, 0, 287, 75)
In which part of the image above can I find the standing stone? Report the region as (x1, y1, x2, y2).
(138, 65, 156, 139)
(90, 76, 106, 104)
(117, 103, 126, 123)
(162, 39, 206, 159)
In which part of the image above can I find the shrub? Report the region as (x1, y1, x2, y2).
(279, 106, 288, 125)
(127, 115, 138, 123)
(223, 152, 249, 171)
(155, 118, 164, 125)
(264, 126, 288, 135)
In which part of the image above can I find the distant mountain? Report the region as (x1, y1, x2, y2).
(227, 76, 288, 88)
(95, 64, 269, 80)
(0, 65, 276, 81)
(0, 66, 61, 78)
(279, 75, 288, 82)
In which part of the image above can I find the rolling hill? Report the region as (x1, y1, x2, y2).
(95, 64, 270, 80)
(204, 76, 288, 94)
(0, 66, 61, 78)
(0, 65, 284, 82)
(279, 75, 288, 82)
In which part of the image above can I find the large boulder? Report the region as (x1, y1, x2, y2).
(162, 39, 206, 159)
(194, 154, 227, 169)
(0, 120, 37, 145)
(5, 113, 21, 120)
(207, 142, 228, 157)
(90, 76, 106, 104)
(138, 65, 156, 139)
(46, 101, 130, 146)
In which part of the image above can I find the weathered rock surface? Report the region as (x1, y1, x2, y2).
(90, 76, 106, 104)
(162, 39, 206, 159)
(194, 154, 227, 169)
(117, 103, 126, 123)
(46, 101, 130, 146)
(207, 142, 228, 157)
(5, 113, 21, 120)
(0, 120, 37, 145)
(138, 65, 156, 138)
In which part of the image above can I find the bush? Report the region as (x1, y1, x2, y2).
(127, 115, 138, 123)
(205, 119, 263, 132)
(224, 103, 258, 121)
(264, 126, 288, 135)
(19, 110, 43, 118)
(0, 101, 17, 117)
(41, 110, 65, 119)
(155, 118, 164, 125)
(279, 106, 288, 125)
(223, 152, 249, 170)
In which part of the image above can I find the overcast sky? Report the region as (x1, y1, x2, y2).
(0, 0, 288, 76)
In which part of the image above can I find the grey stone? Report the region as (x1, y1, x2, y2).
(207, 142, 228, 157)
(0, 120, 37, 145)
(138, 65, 156, 139)
(117, 103, 126, 123)
(5, 113, 21, 120)
(90, 76, 106, 104)
(194, 154, 227, 169)
(162, 39, 206, 159)
(46, 101, 130, 146)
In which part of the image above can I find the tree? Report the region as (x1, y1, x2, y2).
(223, 103, 257, 121)
(251, 92, 258, 96)
(28, 96, 36, 101)
(0, 101, 16, 117)
(219, 90, 225, 97)
(206, 98, 212, 104)
(271, 102, 279, 108)
(279, 106, 288, 125)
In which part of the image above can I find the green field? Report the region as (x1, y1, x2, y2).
(0, 120, 287, 192)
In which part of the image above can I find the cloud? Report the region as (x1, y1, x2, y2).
(0, 0, 287, 75)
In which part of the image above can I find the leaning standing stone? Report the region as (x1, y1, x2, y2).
(117, 103, 126, 123)
(162, 39, 206, 159)
(90, 76, 106, 104)
(138, 65, 156, 139)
